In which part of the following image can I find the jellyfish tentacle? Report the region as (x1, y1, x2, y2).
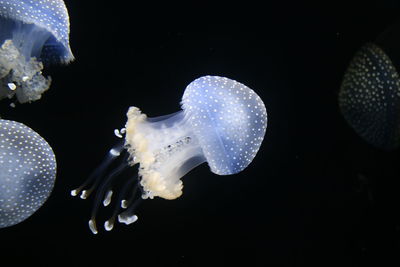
(88, 219, 98, 235)
(114, 128, 126, 138)
(88, 157, 129, 234)
(115, 174, 138, 210)
(118, 197, 142, 226)
(121, 183, 140, 209)
(70, 140, 125, 198)
(102, 190, 113, 207)
(104, 174, 138, 231)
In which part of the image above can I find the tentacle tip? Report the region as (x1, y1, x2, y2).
(71, 189, 79, 197)
(114, 128, 126, 138)
(7, 82, 16, 90)
(89, 219, 98, 234)
(104, 220, 114, 231)
(118, 214, 138, 225)
(80, 190, 89, 199)
(114, 129, 123, 138)
(109, 148, 121, 157)
(103, 190, 113, 207)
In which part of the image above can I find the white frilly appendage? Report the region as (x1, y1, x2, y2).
(0, 39, 51, 103)
(125, 107, 206, 200)
(0, 17, 54, 103)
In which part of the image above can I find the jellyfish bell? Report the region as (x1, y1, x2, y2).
(72, 75, 268, 234)
(0, 119, 57, 228)
(339, 24, 400, 150)
(0, 0, 73, 103)
(339, 21, 400, 150)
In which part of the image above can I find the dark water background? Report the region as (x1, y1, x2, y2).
(1, 1, 400, 266)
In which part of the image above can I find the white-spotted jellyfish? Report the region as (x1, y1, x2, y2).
(339, 43, 400, 150)
(0, 119, 56, 228)
(0, 0, 74, 103)
(71, 75, 268, 234)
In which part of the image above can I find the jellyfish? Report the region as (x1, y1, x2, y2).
(0, 119, 56, 228)
(71, 75, 268, 234)
(0, 0, 73, 103)
(339, 43, 400, 150)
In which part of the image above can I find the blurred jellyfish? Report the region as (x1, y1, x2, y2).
(339, 43, 400, 150)
(71, 76, 268, 234)
(0, 0, 73, 103)
(0, 119, 56, 228)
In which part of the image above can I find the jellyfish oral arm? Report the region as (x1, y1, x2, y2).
(125, 107, 206, 200)
(71, 107, 207, 234)
(0, 38, 51, 103)
(0, 20, 52, 103)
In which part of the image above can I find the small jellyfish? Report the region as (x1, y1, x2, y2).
(72, 76, 268, 234)
(0, 119, 56, 228)
(0, 0, 73, 103)
(339, 43, 400, 150)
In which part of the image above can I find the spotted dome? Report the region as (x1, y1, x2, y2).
(181, 76, 267, 175)
(0, 119, 56, 228)
(339, 43, 400, 150)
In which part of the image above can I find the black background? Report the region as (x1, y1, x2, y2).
(1, 1, 400, 266)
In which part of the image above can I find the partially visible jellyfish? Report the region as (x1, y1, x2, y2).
(0, 0, 73, 103)
(0, 119, 56, 228)
(72, 75, 268, 234)
(339, 43, 400, 150)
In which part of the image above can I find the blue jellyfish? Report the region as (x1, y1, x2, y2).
(0, 119, 56, 228)
(0, 0, 73, 103)
(72, 75, 268, 234)
(339, 43, 400, 150)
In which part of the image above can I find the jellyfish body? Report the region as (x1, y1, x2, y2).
(0, 0, 73, 103)
(72, 76, 267, 234)
(126, 76, 268, 199)
(339, 43, 400, 150)
(0, 119, 56, 228)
